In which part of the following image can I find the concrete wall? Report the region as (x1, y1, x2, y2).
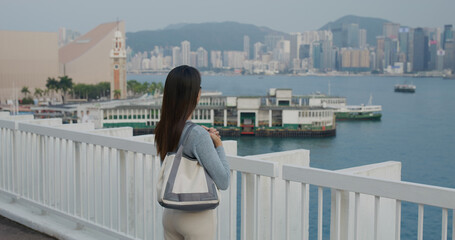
(247, 149, 311, 240)
(330, 161, 402, 240)
(237, 98, 261, 110)
(0, 31, 59, 102)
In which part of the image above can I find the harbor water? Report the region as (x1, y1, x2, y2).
(130, 74, 455, 239)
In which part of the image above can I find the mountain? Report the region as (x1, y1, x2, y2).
(126, 22, 287, 54)
(319, 15, 391, 47)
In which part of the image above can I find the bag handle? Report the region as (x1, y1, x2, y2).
(177, 122, 196, 149)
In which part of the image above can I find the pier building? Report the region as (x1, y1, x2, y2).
(99, 88, 337, 137)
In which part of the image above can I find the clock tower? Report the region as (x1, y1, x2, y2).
(110, 25, 127, 100)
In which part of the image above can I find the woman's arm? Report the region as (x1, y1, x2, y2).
(184, 126, 230, 190)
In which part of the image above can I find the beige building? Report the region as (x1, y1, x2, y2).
(59, 21, 125, 85)
(0, 31, 59, 103)
(341, 48, 370, 70)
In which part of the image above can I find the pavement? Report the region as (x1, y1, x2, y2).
(0, 215, 56, 240)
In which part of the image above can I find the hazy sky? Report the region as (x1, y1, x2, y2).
(1, 0, 454, 34)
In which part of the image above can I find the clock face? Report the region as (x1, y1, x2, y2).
(114, 64, 119, 69)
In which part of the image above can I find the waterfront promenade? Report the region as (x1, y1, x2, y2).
(0, 215, 55, 239)
(0, 114, 454, 239)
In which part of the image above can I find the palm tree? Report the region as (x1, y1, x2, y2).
(58, 75, 73, 104)
(46, 77, 59, 100)
(21, 86, 30, 98)
(34, 88, 43, 99)
(114, 89, 121, 99)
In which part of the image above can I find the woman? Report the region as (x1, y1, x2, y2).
(155, 65, 230, 240)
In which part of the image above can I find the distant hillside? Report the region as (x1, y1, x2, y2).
(319, 15, 391, 47)
(126, 22, 287, 54)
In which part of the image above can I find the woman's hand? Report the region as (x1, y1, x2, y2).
(203, 126, 222, 147)
(202, 126, 220, 138)
(209, 132, 223, 148)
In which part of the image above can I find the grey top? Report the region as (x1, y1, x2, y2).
(177, 121, 230, 190)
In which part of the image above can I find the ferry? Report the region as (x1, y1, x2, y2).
(308, 94, 382, 121)
(394, 84, 416, 93)
(333, 105, 382, 121)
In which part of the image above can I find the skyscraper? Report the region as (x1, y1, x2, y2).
(254, 42, 264, 60)
(428, 41, 438, 71)
(398, 27, 410, 59)
(412, 28, 425, 72)
(290, 33, 302, 61)
(443, 40, 455, 71)
(196, 47, 208, 68)
(442, 25, 453, 50)
(359, 29, 367, 48)
(180, 40, 191, 65)
(343, 23, 360, 48)
(244, 35, 250, 60)
(265, 34, 284, 52)
(172, 46, 181, 67)
(312, 41, 322, 69)
(383, 23, 400, 39)
(376, 36, 385, 71)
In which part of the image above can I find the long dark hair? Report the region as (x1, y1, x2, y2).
(155, 65, 201, 160)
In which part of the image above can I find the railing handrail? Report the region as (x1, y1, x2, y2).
(7, 120, 280, 177)
(0, 119, 17, 129)
(282, 164, 455, 209)
(17, 121, 158, 155)
(227, 155, 279, 177)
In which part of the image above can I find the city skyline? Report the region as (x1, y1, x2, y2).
(1, 0, 454, 34)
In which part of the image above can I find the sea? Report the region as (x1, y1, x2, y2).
(130, 74, 455, 239)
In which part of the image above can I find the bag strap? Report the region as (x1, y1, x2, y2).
(177, 122, 196, 149)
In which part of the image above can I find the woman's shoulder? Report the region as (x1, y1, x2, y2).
(188, 124, 210, 138)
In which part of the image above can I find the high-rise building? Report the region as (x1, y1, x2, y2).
(210, 51, 223, 68)
(223, 51, 245, 69)
(331, 27, 343, 48)
(343, 23, 360, 48)
(181, 40, 191, 65)
(265, 34, 284, 52)
(196, 47, 208, 68)
(443, 40, 455, 71)
(442, 25, 453, 50)
(172, 46, 181, 67)
(290, 32, 302, 61)
(299, 44, 311, 59)
(190, 52, 198, 67)
(376, 36, 385, 71)
(428, 41, 438, 71)
(359, 29, 367, 48)
(312, 41, 322, 69)
(244, 35, 250, 60)
(413, 28, 425, 72)
(437, 49, 445, 71)
(254, 42, 264, 60)
(383, 23, 400, 39)
(341, 48, 370, 71)
(398, 27, 410, 59)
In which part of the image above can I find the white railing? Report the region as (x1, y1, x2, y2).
(282, 165, 455, 240)
(1, 118, 455, 240)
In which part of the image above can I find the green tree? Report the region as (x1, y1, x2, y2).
(58, 75, 73, 104)
(34, 88, 43, 98)
(21, 86, 30, 98)
(114, 89, 121, 99)
(46, 77, 59, 99)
